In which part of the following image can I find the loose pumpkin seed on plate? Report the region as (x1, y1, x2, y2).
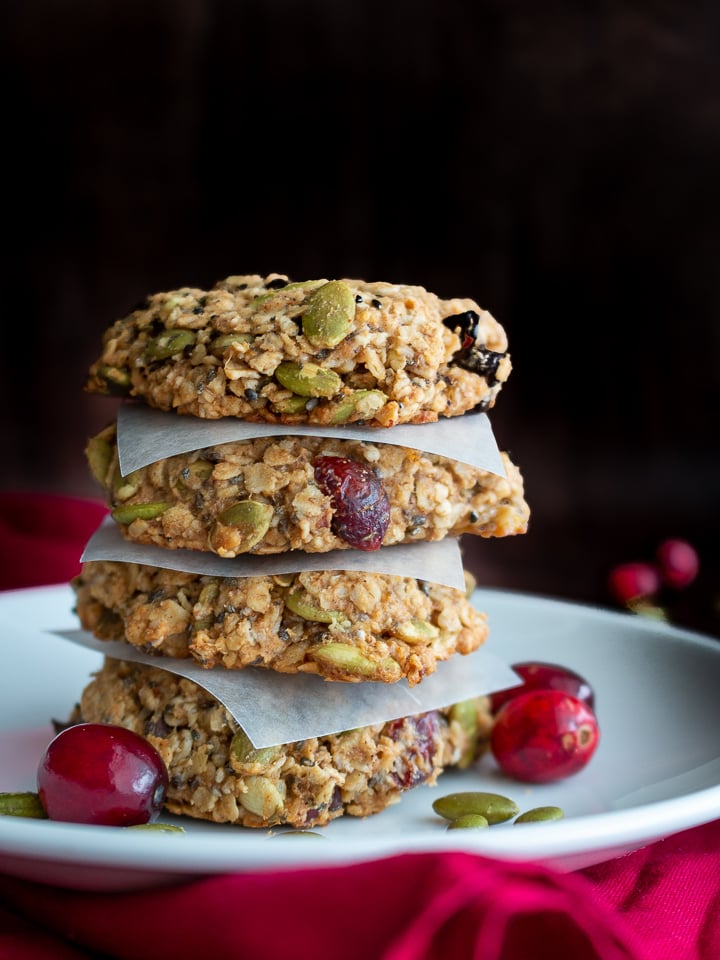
(432, 791, 519, 824)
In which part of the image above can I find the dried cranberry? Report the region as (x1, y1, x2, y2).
(656, 538, 699, 589)
(490, 661, 595, 714)
(37, 723, 169, 826)
(313, 456, 390, 551)
(386, 712, 440, 789)
(490, 690, 600, 783)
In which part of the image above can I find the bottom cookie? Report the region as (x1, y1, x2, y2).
(72, 658, 493, 829)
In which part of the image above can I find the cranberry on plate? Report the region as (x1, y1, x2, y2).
(37, 723, 169, 826)
(490, 689, 600, 783)
(490, 661, 595, 714)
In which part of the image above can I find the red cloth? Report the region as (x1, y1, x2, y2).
(0, 492, 108, 590)
(1, 491, 719, 960)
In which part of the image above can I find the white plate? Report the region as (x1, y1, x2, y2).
(1, 583, 719, 891)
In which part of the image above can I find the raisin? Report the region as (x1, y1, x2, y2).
(444, 310, 507, 382)
(313, 456, 390, 551)
(460, 346, 504, 381)
(443, 309, 479, 342)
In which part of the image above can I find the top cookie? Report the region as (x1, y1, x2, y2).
(85, 274, 511, 426)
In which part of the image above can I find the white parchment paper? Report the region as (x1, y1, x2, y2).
(116, 402, 506, 477)
(81, 520, 468, 592)
(54, 629, 519, 747)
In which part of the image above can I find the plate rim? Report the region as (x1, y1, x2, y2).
(1, 582, 719, 882)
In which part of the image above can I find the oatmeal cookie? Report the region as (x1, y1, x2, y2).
(72, 562, 488, 685)
(85, 274, 511, 425)
(87, 423, 529, 557)
(72, 657, 493, 828)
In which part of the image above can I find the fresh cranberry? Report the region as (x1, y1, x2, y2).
(608, 561, 661, 605)
(490, 661, 595, 714)
(37, 723, 169, 826)
(490, 690, 600, 783)
(313, 456, 391, 551)
(656, 538, 699, 589)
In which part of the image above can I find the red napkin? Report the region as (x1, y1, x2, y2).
(1, 491, 719, 960)
(0, 491, 108, 590)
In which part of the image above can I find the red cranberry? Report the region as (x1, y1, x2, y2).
(313, 456, 390, 551)
(490, 661, 595, 714)
(37, 723, 169, 826)
(656, 538, 699, 589)
(608, 561, 661, 605)
(490, 690, 600, 783)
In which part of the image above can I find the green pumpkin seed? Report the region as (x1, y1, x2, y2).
(270, 395, 310, 414)
(214, 500, 274, 552)
(0, 792, 47, 819)
(230, 729, 283, 766)
(274, 362, 342, 398)
(432, 791, 519, 824)
(85, 434, 114, 486)
(327, 389, 388, 424)
(111, 502, 171, 524)
(302, 280, 355, 348)
(182, 459, 214, 483)
(447, 813, 489, 830)
(112, 465, 142, 501)
(449, 700, 479, 770)
(311, 643, 401, 680)
(144, 329, 196, 360)
(251, 279, 325, 308)
(96, 363, 131, 391)
(393, 618, 440, 644)
(285, 591, 346, 625)
(514, 806, 565, 824)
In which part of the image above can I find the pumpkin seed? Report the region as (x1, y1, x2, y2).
(449, 700, 479, 769)
(310, 643, 401, 680)
(327, 389, 387, 424)
(447, 813, 489, 830)
(286, 591, 346, 625)
(302, 280, 355, 348)
(514, 805, 565, 824)
(230, 729, 283, 766)
(144, 329, 196, 360)
(0, 792, 47, 819)
(274, 362, 342, 398)
(213, 500, 274, 552)
(432, 791, 519, 824)
(111, 502, 171, 524)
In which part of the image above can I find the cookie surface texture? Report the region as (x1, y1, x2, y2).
(73, 658, 493, 828)
(88, 425, 529, 557)
(86, 275, 511, 425)
(73, 562, 489, 686)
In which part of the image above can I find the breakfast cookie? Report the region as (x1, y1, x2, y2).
(85, 274, 511, 425)
(72, 562, 488, 685)
(72, 657, 493, 828)
(87, 424, 529, 557)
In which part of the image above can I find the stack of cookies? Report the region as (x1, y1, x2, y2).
(68, 274, 530, 829)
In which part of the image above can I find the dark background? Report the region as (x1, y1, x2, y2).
(3, 1, 718, 633)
